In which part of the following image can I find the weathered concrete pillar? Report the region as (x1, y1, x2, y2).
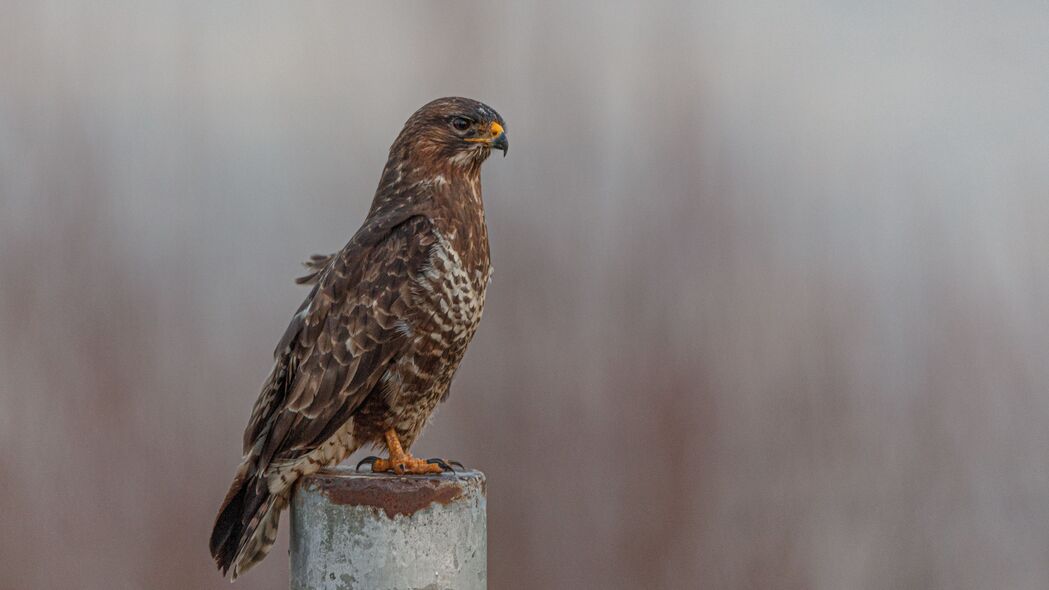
(290, 466, 487, 590)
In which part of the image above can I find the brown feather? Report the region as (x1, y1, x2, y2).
(211, 97, 505, 579)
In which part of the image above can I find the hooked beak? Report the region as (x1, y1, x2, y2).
(492, 130, 509, 156)
(488, 121, 509, 156)
(467, 121, 509, 156)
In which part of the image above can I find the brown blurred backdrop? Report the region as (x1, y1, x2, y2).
(2, 2, 1048, 589)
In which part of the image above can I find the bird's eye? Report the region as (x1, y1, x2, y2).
(451, 117, 471, 131)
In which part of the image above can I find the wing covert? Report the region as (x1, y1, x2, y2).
(244, 214, 436, 470)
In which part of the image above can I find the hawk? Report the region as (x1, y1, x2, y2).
(209, 97, 507, 580)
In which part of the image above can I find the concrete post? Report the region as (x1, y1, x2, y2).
(290, 466, 487, 590)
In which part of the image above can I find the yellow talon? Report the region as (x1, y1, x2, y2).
(369, 429, 444, 475)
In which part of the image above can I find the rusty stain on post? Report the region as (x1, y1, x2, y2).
(309, 471, 470, 518)
(290, 466, 486, 590)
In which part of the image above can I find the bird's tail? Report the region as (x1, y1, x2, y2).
(209, 461, 287, 580)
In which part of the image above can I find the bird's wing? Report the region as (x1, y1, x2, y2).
(294, 253, 335, 285)
(243, 213, 437, 470)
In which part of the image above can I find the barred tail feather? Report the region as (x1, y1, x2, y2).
(209, 462, 284, 580)
(211, 430, 361, 579)
(230, 493, 287, 579)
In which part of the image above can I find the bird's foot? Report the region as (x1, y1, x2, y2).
(425, 458, 465, 472)
(352, 455, 438, 472)
(355, 454, 451, 475)
(354, 429, 461, 475)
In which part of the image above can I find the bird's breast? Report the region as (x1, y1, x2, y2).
(414, 230, 491, 346)
(373, 227, 491, 434)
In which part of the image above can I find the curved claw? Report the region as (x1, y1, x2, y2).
(449, 460, 465, 470)
(426, 458, 457, 473)
(355, 456, 381, 472)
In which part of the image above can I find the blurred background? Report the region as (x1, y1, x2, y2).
(2, 2, 1048, 589)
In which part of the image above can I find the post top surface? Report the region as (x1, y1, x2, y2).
(298, 465, 485, 519)
(314, 464, 485, 482)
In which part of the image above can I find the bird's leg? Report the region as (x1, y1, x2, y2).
(368, 429, 444, 475)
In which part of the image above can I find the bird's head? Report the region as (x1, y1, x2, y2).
(392, 97, 508, 170)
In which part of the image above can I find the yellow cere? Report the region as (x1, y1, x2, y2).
(465, 121, 505, 143)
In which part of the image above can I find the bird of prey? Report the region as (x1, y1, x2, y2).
(209, 97, 507, 580)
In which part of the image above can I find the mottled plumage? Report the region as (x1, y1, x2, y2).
(210, 97, 507, 579)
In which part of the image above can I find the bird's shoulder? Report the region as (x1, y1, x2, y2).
(276, 212, 436, 356)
